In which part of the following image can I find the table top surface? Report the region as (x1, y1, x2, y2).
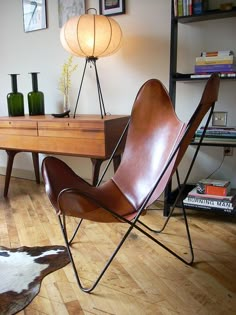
(0, 114, 129, 122)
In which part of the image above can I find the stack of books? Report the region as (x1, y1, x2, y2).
(174, 0, 208, 17)
(193, 126, 236, 144)
(192, 50, 236, 78)
(183, 179, 236, 214)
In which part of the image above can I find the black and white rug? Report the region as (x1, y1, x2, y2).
(0, 245, 70, 315)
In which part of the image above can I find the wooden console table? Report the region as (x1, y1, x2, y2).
(0, 114, 129, 197)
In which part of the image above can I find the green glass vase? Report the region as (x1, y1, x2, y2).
(7, 74, 24, 117)
(28, 72, 45, 115)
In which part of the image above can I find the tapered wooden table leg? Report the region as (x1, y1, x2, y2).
(32, 152, 40, 184)
(4, 150, 18, 197)
(113, 155, 121, 172)
(91, 158, 104, 186)
(91, 155, 122, 186)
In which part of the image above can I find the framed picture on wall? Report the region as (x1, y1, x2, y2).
(22, 0, 47, 32)
(99, 0, 125, 16)
(58, 0, 85, 28)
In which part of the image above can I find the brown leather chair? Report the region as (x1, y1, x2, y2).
(42, 74, 220, 292)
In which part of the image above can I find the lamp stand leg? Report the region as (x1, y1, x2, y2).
(93, 59, 107, 119)
(73, 58, 88, 118)
(73, 57, 107, 119)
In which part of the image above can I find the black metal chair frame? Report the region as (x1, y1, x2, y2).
(57, 99, 216, 293)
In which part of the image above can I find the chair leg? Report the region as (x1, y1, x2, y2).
(58, 214, 135, 293)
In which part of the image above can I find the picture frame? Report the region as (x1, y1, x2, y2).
(22, 0, 47, 33)
(58, 0, 85, 28)
(99, 0, 125, 16)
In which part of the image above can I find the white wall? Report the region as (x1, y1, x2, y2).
(0, 0, 236, 187)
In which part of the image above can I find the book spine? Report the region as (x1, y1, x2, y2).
(174, 0, 178, 17)
(183, 196, 235, 209)
(183, 0, 188, 15)
(195, 59, 234, 65)
(178, 0, 183, 16)
(193, 138, 236, 143)
(188, 192, 235, 202)
(196, 55, 234, 62)
(195, 134, 236, 138)
(196, 130, 236, 135)
(183, 202, 236, 214)
(193, 0, 203, 14)
(200, 126, 236, 131)
(200, 50, 233, 57)
(189, 0, 193, 15)
(195, 64, 236, 72)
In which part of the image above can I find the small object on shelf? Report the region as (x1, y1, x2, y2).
(220, 2, 233, 11)
(28, 72, 45, 115)
(7, 74, 24, 117)
(196, 178, 231, 196)
(51, 110, 70, 118)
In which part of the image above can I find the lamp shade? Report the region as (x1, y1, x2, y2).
(60, 14, 122, 58)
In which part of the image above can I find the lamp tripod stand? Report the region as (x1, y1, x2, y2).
(73, 57, 107, 119)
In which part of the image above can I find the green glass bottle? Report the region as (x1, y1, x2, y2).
(7, 74, 24, 116)
(28, 72, 45, 115)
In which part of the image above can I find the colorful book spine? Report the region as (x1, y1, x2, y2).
(200, 50, 233, 57)
(195, 64, 236, 73)
(193, 0, 208, 14)
(178, 0, 183, 16)
(195, 55, 234, 65)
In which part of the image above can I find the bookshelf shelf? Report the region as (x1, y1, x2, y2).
(173, 73, 236, 82)
(177, 7, 236, 23)
(165, 1, 236, 216)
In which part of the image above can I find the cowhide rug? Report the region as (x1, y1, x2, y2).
(0, 245, 70, 315)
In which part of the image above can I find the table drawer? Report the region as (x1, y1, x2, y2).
(38, 121, 105, 139)
(0, 120, 38, 136)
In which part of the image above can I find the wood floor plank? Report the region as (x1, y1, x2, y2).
(0, 176, 236, 314)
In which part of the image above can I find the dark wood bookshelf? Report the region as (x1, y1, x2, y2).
(164, 1, 236, 216)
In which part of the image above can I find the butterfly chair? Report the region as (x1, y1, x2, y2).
(42, 73, 220, 293)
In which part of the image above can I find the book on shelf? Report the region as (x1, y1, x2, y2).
(195, 133, 236, 139)
(195, 64, 236, 73)
(195, 55, 235, 65)
(193, 137, 236, 143)
(183, 198, 236, 214)
(193, 0, 208, 15)
(196, 178, 231, 196)
(199, 126, 236, 131)
(188, 187, 236, 202)
(200, 50, 233, 57)
(183, 196, 235, 210)
(176, 0, 193, 17)
(196, 126, 236, 135)
(177, 0, 183, 16)
(190, 72, 236, 78)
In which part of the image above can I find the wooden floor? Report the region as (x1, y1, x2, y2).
(0, 176, 236, 315)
